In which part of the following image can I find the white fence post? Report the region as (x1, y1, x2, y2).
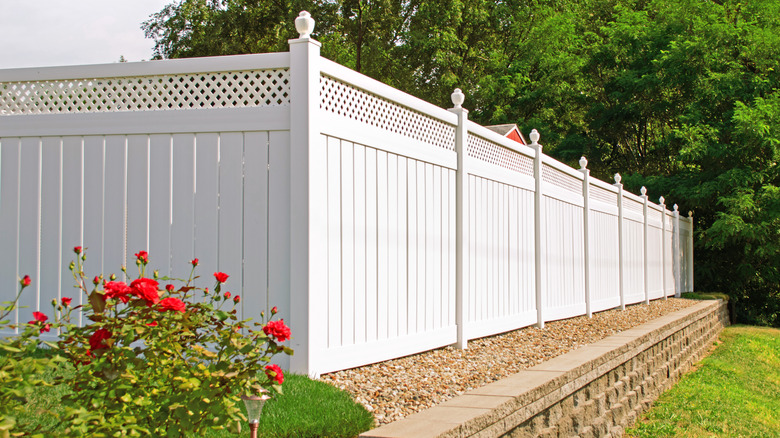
(659, 196, 667, 300)
(580, 157, 592, 318)
(530, 130, 545, 328)
(673, 204, 681, 298)
(614, 174, 626, 310)
(641, 186, 649, 305)
(688, 211, 694, 292)
(449, 89, 468, 349)
(288, 11, 326, 377)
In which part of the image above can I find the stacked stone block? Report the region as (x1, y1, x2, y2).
(503, 301, 729, 438)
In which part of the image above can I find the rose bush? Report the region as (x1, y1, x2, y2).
(2, 248, 292, 437)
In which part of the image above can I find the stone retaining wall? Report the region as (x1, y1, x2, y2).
(362, 300, 729, 438)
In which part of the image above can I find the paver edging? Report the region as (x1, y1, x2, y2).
(361, 300, 729, 438)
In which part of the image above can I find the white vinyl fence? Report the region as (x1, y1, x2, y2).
(0, 12, 694, 376)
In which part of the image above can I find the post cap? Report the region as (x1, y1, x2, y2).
(659, 196, 665, 205)
(614, 173, 622, 184)
(529, 129, 540, 144)
(579, 156, 588, 170)
(673, 204, 679, 211)
(640, 186, 647, 196)
(451, 88, 465, 108)
(688, 210, 693, 217)
(295, 11, 315, 38)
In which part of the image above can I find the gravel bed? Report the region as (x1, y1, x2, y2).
(320, 298, 698, 425)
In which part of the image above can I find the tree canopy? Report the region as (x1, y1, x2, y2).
(143, 0, 780, 326)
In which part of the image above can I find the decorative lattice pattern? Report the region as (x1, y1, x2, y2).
(320, 75, 455, 151)
(0, 69, 290, 115)
(591, 184, 617, 205)
(542, 164, 583, 194)
(467, 134, 534, 177)
(625, 197, 645, 214)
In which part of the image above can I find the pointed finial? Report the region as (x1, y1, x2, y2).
(579, 156, 588, 170)
(659, 196, 665, 205)
(614, 173, 622, 184)
(295, 11, 315, 38)
(529, 129, 540, 144)
(688, 210, 693, 217)
(640, 186, 647, 196)
(673, 204, 679, 212)
(451, 88, 465, 108)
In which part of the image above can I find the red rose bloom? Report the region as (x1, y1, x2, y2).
(89, 328, 111, 351)
(271, 306, 278, 315)
(165, 284, 175, 292)
(104, 281, 132, 304)
(130, 278, 160, 305)
(73, 246, 82, 254)
(158, 297, 186, 313)
(191, 258, 199, 267)
(20, 275, 31, 287)
(134, 251, 149, 264)
(28, 311, 51, 333)
(233, 295, 241, 303)
(214, 272, 229, 283)
(263, 319, 291, 342)
(62, 297, 72, 306)
(265, 364, 284, 385)
(224, 291, 231, 299)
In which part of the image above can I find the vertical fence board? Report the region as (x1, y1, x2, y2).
(242, 131, 270, 321)
(377, 150, 389, 339)
(194, 133, 219, 289)
(60, 137, 83, 307)
(326, 137, 342, 347)
(387, 153, 398, 338)
(416, 160, 426, 331)
(170, 134, 195, 280)
(0, 138, 21, 330)
(341, 140, 355, 345)
(83, 137, 105, 278)
(17, 137, 40, 322)
(432, 165, 442, 329)
(353, 144, 367, 344)
(406, 159, 418, 335)
(218, 132, 244, 311)
(365, 147, 378, 342)
(268, 131, 291, 324)
(103, 136, 126, 279)
(148, 135, 172, 276)
(396, 156, 408, 336)
(40, 137, 62, 308)
(126, 135, 149, 269)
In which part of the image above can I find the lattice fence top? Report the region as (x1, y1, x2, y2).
(625, 196, 645, 214)
(542, 163, 582, 194)
(467, 134, 534, 177)
(320, 75, 455, 151)
(0, 69, 290, 115)
(591, 184, 617, 205)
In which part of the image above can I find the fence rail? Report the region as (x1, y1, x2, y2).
(0, 13, 694, 376)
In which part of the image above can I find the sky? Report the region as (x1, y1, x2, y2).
(0, 0, 173, 69)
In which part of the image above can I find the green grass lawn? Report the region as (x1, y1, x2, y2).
(626, 325, 780, 437)
(8, 351, 374, 438)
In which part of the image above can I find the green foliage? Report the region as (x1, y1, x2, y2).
(2, 251, 292, 437)
(680, 292, 730, 302)
(626, 326, 780, 437)
(0, 280, 63, 438)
